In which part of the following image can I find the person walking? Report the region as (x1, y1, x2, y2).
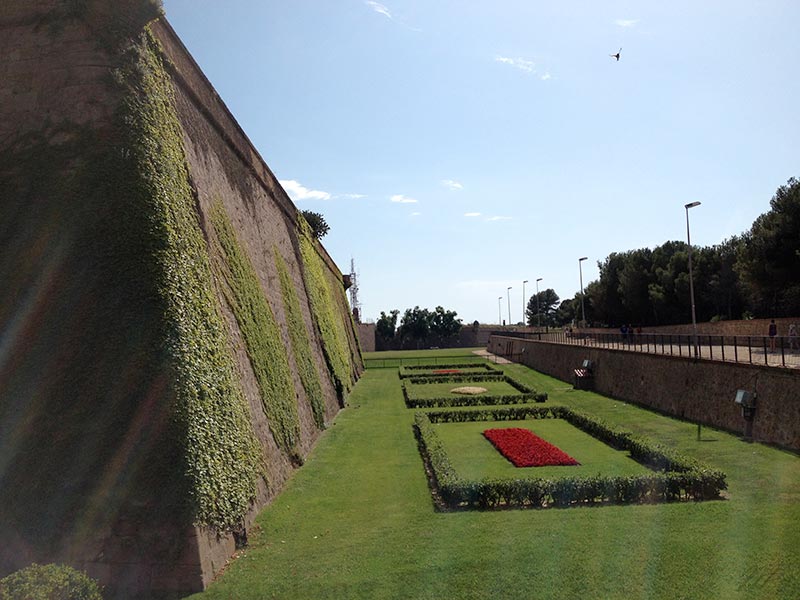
(789, 323, 798, 352)
(768, 319, 778, 353)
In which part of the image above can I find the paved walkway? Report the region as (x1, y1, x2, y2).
(472, 349, 512, 364)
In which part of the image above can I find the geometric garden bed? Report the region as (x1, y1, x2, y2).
(402, 373, 547, 408)
(413, 405, 727, 511)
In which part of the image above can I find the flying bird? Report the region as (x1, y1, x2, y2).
(610, 48, 622, 61)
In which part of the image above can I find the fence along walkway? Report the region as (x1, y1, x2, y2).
(493, 330, 800, 369)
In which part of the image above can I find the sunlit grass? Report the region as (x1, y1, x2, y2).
(187, 351, 800, 600)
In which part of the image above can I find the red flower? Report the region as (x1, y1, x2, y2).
(483, 428, 579, 467)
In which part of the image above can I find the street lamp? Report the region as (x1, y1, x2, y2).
(685, 201, 701, 358)
(507, 287, 513, 326)
(578, 257, 588, 326)
(536, 277, 543, 328)
(498, 296, 503, 325)
(522, 280, 528, 326)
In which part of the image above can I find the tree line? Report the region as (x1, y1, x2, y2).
(376, 306, 463, 348)
(529, 177, 800, 327)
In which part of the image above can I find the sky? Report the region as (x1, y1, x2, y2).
(162, 0, 799, 325)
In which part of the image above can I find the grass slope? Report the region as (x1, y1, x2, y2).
(187, 355, 800, 600)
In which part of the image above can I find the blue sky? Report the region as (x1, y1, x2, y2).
(163, 1, 799, 325)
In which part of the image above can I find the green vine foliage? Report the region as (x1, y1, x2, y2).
(114, 30, 263, 530)
(297, 218, 355, 398)
(274, 250, 326, 429)
(209, 202, 301, 457)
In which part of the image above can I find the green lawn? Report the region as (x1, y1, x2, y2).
(406, 379, 521, 399)
(186, 352, 800, 600)
(436, 419, 650, 480)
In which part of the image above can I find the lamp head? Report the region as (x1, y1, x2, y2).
(536, 277, 543, 282)
(579, 256, 588, 262)
(685, 201, 701, 209)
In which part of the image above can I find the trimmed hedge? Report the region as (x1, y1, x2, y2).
(405, 373, 506, 385)
(0, 563, 103, 600)
(402, 375, 546, 408)
(413, 408, 727, 510)
(398, 363, 501, 379)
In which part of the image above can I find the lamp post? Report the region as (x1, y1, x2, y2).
(498, 296, 502, 325)
(507, 287, 513, 326)
(536, 278, 543, 328)
(578, 257, 588, 326)
(685, 201, 701, 358)
(522, 280, 528, 326)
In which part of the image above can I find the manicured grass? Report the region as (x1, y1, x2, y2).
(363, 347, 488, 368)
(363, 348, 484, 360)
(436, 419, 650, 480)
(406, 380, 522, 399)
(187, 351, 800, 600)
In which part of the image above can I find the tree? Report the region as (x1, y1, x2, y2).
(429, 306, 462, 341)
(301, 210, 330, 239)
(736, 178, 800, 316)
(525, 288, 560, 326)
(376, 309, 399, 341)
(398, 306, 431, 347)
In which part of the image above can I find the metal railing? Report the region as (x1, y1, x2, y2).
(491, 330, 800, 369)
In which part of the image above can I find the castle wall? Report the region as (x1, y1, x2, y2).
(0, 3, 361, 597)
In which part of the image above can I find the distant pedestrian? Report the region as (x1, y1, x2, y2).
(789, 323, 798, 351)
(768, 319, 777, 352)
(620, 323, 628, 342)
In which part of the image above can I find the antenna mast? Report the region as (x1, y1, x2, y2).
(348, 258, 361, 322)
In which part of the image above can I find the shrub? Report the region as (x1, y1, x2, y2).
(413, 409, 727, 510)
(0, 563, 103, 600)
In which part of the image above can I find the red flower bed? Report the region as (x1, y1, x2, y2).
(432, 369, 461, 374)
(483, 428, 579, 467)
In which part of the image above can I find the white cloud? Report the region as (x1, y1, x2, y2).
(540, 72, 552, 81)
(366, 1, 392, 19)
(487, 216, 512, 221)
(410, 212, 422, 216)
(442, 179, 464, 191)
(615, 19, 639, 27)
(464, 212, 481, 217)
(495, 55, 535, 73)
(279, 179, 332, 201)
(339, 193, 367, 200)
(390, 194, 418, 204)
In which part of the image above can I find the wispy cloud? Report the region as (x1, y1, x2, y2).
(487, 216, 512, 221)
(280, 179, 332, 202)
(410, 211, 422, 217)
(366, 1, 392, 19)
(442, 179, 463, 191)
(339, 193, 367, 200)
(365, 1, 421, 31)
(391, 194, 418, 204)
(540, 72, 552, 81)
(615, 19, 639, 27)
(495, 55, 535, 73)
(464, 212, 481, 217)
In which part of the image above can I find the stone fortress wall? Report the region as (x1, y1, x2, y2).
(0, 2, 362, 597)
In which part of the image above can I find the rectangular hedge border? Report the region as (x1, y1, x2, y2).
(398, 363, 502, 379)
(402, 375, 547, 408)
(413, 406, 727, 510)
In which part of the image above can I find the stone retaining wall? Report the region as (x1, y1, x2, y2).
(488, 335, 800, 451)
